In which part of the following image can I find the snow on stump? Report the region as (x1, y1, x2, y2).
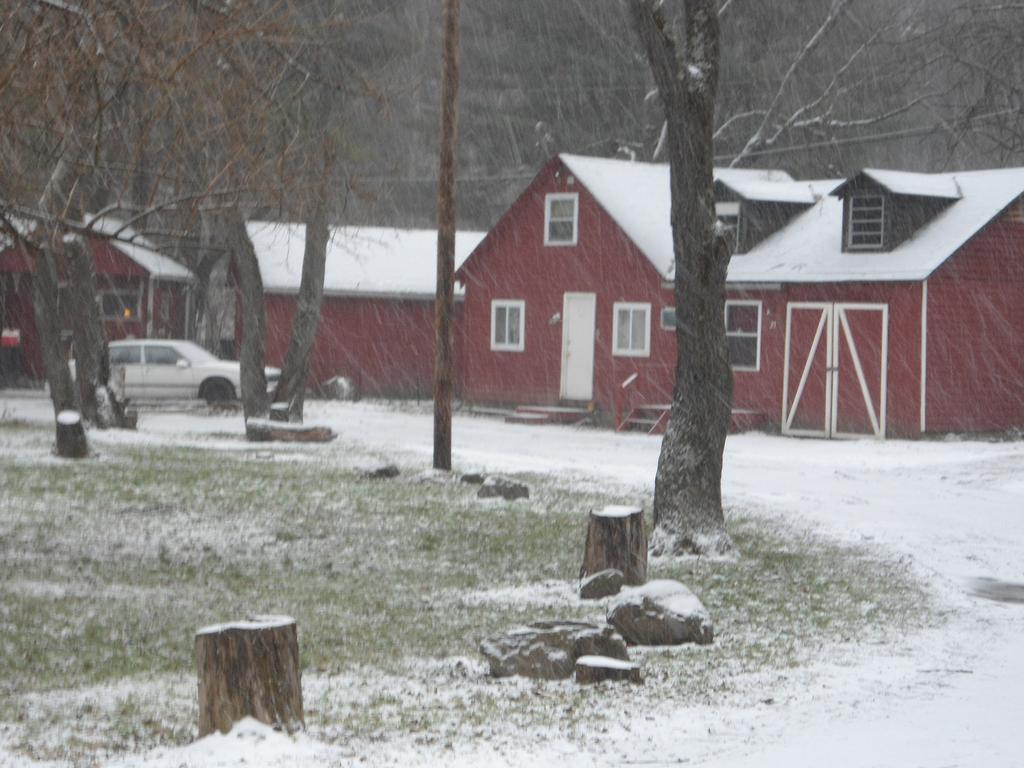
(580, 506, 647, 586)
(579, 568, 625, 600)
(55, 410, 88, 459)
(245, 418, 336, 443)
(480, 620, 629, 680)
(477, 477, 529, 501)
(607, 580, 713, 646)
(269, 403, 290, 422)
(575, 655, 643, 685)
(195, 615, 304, 737)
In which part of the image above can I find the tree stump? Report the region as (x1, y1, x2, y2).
(575, 655, 643, 685)
(195, 616, 304, 737)
(55, 410, 88, 459)
(580, 506, 647, 586)
(269, 403, 290, 422)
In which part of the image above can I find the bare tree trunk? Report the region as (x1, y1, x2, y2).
(272, 196, 329, 423)
(65, 237, 104, 425)
(227, 208, 269, 424)
(29, 242, 77, 416)
(628, 0, 734, 556)
(433, 0, 460, 472)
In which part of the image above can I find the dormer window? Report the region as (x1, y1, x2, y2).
(846, 193, 885, 250)
(544, 193, 578, 246)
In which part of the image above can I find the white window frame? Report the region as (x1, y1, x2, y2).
(660, 306, 676, 330)
(490, 299, 525, 352)
(725, 299, 762, 372)
(612, 302, 651, 357)
(846, 193, 885, 250)
(544, 193, 579, 246)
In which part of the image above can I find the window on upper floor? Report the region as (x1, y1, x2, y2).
(491, 299, 525, 352)
(613, 302, 651, 357)
(544, 193, 578, 246)
(847, 193, 885, 250)
(725, 300, 761, 371)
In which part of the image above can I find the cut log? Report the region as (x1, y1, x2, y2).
(55, 410, 88, 459)
(245, 418, 335, 443)
(580, 506, 648, 586)
(195, 615, 304, 737)
(575, 655, 643, 685)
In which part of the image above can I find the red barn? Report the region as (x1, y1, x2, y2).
(0, 218, 194, 384)
(250, 223, 484, 398)
(457, 154, 1024, 438)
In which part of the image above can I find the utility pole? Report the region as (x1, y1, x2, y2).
(433, 0, 460, 470)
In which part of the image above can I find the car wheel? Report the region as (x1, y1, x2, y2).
(202, 379, 236, 405)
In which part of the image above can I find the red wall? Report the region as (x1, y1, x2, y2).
(458, 157, 677, 413)
(263, 293, 457, 399)
(925, 206, 1024, 433)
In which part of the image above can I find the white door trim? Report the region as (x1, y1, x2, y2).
(782, 302, 832, 438)
(560, 292, 596, 401)
(832, 303, 888, 440)
(783, 302, 888, 439)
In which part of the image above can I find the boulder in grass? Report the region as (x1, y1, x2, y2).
(364, 464, 400, 480)
(480, 620, 628, 680)
(460, 472, 486, 485)
(575, 655, 643, 685)
(477, 477, 529, 501)
(579, 568, 625, 600)
(607, 580, 713, 646)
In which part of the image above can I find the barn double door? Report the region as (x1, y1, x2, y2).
(782, 302, 889, 439)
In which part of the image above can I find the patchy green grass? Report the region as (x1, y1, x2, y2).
(0, 419, 933, 761)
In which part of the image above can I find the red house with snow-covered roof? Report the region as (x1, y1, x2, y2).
(457, 154, 1024, 438)
(249, 223, 485, 398)
(0, 218, 194, 384)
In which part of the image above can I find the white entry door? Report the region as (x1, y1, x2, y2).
(560, 292, 596, 401)
(782, 302, 889, 439)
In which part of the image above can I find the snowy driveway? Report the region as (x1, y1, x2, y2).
(3, 393, 1023, 767)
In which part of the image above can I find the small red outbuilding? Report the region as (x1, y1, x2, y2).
(249, 223, 484, 399)
(457, 154, 1024, 438)
(0, 218, 194, 384)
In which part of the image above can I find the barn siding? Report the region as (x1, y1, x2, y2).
(263, 293, 460, 399)
(925, 210, 1024, 433)
(459, 157, 676, 414)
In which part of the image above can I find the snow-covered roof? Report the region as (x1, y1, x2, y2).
(249, 223, 487, 299)
(558, 154, 807, 279)
(831, 169, 962, 200)
(717, 178, 818, 205)
(731, 168, 1024, 283)
(557, 154, 1024, 284)
(86, 216, 194, 282)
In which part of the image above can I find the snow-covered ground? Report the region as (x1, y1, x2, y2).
(2, 392, 1022, 767)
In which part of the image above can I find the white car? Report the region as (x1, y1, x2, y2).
(103, 339, 281, 403)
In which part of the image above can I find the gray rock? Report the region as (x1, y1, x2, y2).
(364, 464, 400, 480)
(480, 620, 628, 679)
(607, 580, 713, 646)
(579, 569, 625, 600)
(477, 477, 529, 500)
(460, 472, 486, 485)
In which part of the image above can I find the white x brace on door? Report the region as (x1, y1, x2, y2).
(782, 302, 889, 439)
